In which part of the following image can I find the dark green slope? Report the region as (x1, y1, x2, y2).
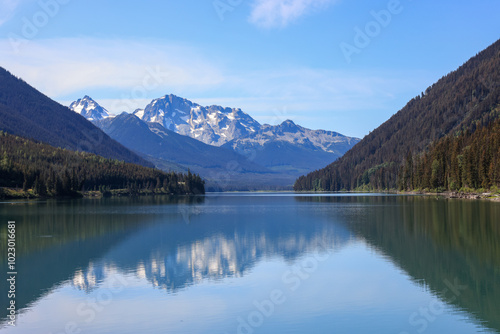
(0, 132, 205, 197)
(295, 38, 500, 191)
(0, 67, 152, 167)
(294, 195, 500, 332)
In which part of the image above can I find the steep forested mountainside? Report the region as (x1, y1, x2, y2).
(0, 131, 204, 198)
(0, 67, 152, 167)
(295, 39, 500, 192)
(398, 118, 500, 192)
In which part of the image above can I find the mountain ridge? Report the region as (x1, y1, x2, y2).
(0, 67, 152, 167)
(94, 112, 272, 174)
(70, 94, 359, 176)
(135, 94, 261, 146)
(222, 119, 360, 174)
(294, 38, 500, 191)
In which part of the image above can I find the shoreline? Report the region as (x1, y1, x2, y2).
(2, 187, 499, 201)
(293, 189, 500, 201)
(398, 190, 500, 201)
(0, 188, 203, 200)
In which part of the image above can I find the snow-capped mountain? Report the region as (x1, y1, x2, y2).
(69, 94, 360, 185)
(225, 120, 359, 156)
(134, 94, 260, 146)
(94, 112, 271, 176)
(70, 94, 358, 155)
(69, 95, 110, 121)
(222, 120, 360, 174)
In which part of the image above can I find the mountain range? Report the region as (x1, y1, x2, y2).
(2, 39, 498, 194)
(222, 120, 359, 174)
(71, 95, 360, 190)
(94, 112, 271, 174)
(0, 67, 208, 198)
(135, 94, 261, 146)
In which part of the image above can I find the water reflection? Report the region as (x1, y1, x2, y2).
(0, 196, 204, 316)
(67, 195, 351, 293)
(0, 194, 498, 333)
(0, 194, 351, 324)
(72, 262, 112, 293)
(295, 195, 500, 332)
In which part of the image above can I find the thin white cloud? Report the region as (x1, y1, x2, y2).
(0, 0, 25, 26)
(0, 38, 225, 98)
(249, 0, 338, 28)
(194, 67, 424, 127)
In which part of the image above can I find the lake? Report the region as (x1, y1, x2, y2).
(0, 193, 499, 334)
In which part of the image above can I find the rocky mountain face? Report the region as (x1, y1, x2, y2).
(69, 95, 110, 121)
(94, 112, 271, 175)
(134, 94, 260, 146)
(224, 119, 359, 158)
(222, 120, 360, 174)
(70, 94, 359, 157)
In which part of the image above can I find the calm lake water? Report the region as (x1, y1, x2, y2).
(0, 193, 499, 334)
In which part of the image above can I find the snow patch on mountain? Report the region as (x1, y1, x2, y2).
(224, 119, 360, 157)
(70, 94, 359, 158)
(69, 96, 110, 121)
(136, 94, 261, 146)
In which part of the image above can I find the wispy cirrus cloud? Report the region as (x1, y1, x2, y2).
(0, 38, 225, 98)
(0, 0, 25, 26)
(249, 0, 338, 29)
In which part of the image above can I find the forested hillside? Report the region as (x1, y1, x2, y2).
(295, 39, 500, 192)
(398, 118, 500, 192)
(0, 132, 204, 198)
(0, 67, 151, 167)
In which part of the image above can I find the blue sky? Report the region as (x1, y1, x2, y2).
(0, 0, 498, 138)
